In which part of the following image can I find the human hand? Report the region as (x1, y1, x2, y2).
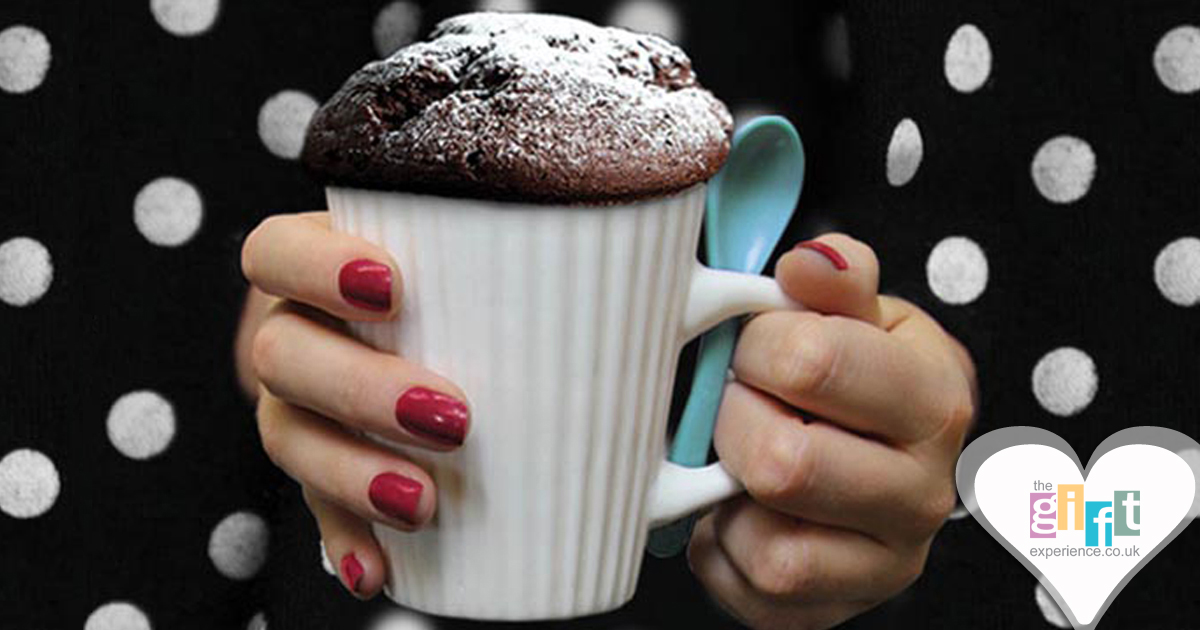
(688, 234, 977, 630)
(237, 212, 470, 599)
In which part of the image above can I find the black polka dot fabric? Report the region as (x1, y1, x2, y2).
(1, 1, 1197, 629)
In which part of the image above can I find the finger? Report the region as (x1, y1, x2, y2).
(732, 310, 972, 444)
(880, 295, 979, 409)
(257, 392, 436, 530)
(710, 497, 920, 604)
(253, 302, 470, 449)
(776, 233, 882, 326)
(688, 513, 869, 630)
(713, 382, 953, 541)
(242, 212, 402, 321)
(305, 487, 386, 599)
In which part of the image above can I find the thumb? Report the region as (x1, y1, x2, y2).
(774, 233, 882, 326)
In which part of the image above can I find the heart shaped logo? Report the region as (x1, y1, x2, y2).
(956, 427, 1199, 629)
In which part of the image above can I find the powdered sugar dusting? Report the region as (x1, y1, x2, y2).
(303, 12, 731, 203)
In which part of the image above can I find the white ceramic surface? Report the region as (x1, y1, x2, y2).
(328, 184, 793, 620)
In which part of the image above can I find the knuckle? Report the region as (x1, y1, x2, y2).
(743, 427, 813, 505)
(254, 399, 286, 468)
(240, 215, 283, 283)
(250, 308, 296, 391)
(773, 317, 838, 398)
(914, 482, 958, 535)
(748, 534, 812, 598)
(250, 319, 282, 388)
(937, 385, 977, 441)
(330, 359, 373, 424)
(251, 302, 308, 393)
(240, 231, 259, 283)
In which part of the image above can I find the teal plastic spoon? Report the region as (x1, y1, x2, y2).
(648, 115, 805, 557)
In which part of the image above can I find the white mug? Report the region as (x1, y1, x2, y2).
(327, 183, 795, 620)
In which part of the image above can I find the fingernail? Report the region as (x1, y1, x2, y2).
(395, 387, 469, 446)
(339, 259, 392, 311)
(369, 472, 423, 524)
(340, 552, 364, 594)
(794, 240, 849, 271)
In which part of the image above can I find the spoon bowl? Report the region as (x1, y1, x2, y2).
(705, 116, 806, 272)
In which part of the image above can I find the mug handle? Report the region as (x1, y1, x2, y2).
(645, 262, 801, 528)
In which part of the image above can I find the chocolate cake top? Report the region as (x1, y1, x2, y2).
(301, 12, 732, 204)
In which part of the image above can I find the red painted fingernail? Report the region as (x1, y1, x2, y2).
(369, 472, 423, 524)
(794, 240, 849, 270)
(340, 552, 364, 594)
(339, 259, 392, 311)
(395, 387, 469, 447)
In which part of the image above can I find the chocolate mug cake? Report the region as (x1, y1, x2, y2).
(302, 12, 732, 203)
(299, 13, 789, 621)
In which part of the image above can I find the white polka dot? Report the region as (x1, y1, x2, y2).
(944, 24, 992, 93)
(368, 610, 436, 630)
(1154, 236, 1200, 307)
(0, 25, 51, 94)
(151, 0, 220, 37)
(886, 118, 923, 187)
(476, 0, 534, 12)
(608, 0, 682, 43)
(209, 510, 269, 580)
(0, 448, 59, 518)
(821, 14, 852, 81)
(926, 236, 988, 305)
(0, 236, 53, 307)
(1153, 25, 1200, 94)
(319, 539, 336, 576)
(1032, 347, 1098, 417)
(134, 177, 203, 247)
(1034, 583, 1070, 628)
(106, 390, 176, 460)
(1031, 135, 1096, 204)
(257, 90, 319, 160)
(246, 611, 267, 630)
(85, 602, 152, 630)
(731, 104, 774, 133)
(373, 1, 423, 58)
(1177, 448, 1200, 519)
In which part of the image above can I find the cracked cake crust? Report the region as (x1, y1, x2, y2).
(301, 12, 733, 204)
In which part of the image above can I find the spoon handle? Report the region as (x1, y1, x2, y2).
(647, 318, 740, 558)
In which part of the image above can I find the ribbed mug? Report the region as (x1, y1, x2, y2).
(328, 183, 794, 620)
